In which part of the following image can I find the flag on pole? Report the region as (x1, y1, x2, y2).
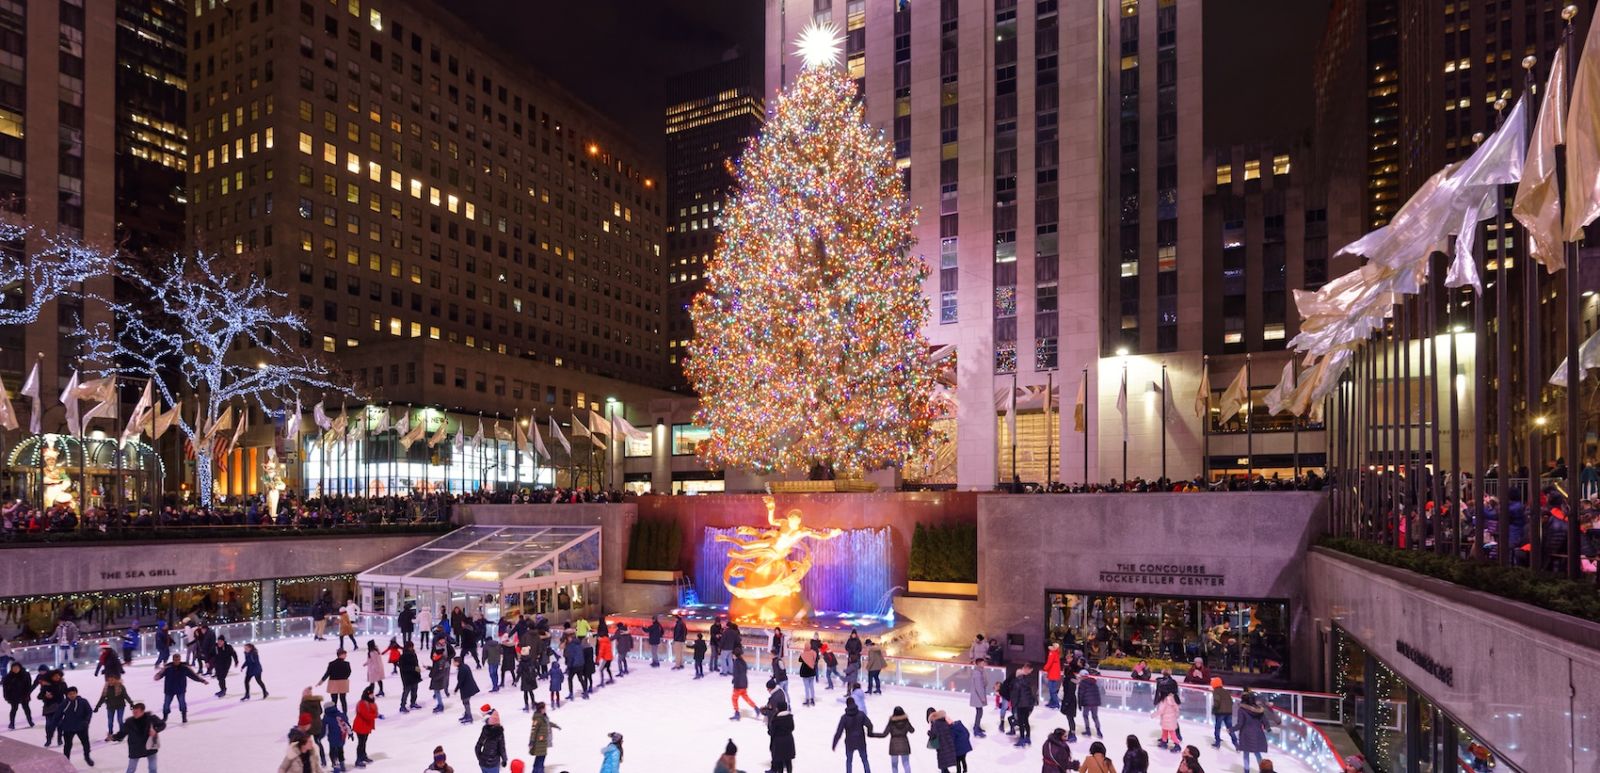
(1515, 44, 1569, 270)
(224, 409, 248, 456)
(59, 370, 81, 436)
(1263, 361, 1297, 416)
(1161, 368, 1178, 424)
(399, 413, 426, 449)
(588, 409, 610, 436)
(514, 419, 529, 453)
(368, 407, 389, 436)
(532, 423, 551, 461)
(391, 410, 408, 441)
(571, 412, 592, 439)
(284, 399, 302, 444)
(205, 405, 234, 442)
(0, 372, 17, 432)
(590, 431, 605, 450)
(121, 380, 153, 445)
(72, 376, 115, 404)
(453, 422, 465, 451)
(548, 416, 571, 455)
(472, 418, 484, 448)
(1194, 361, 1211, 419)
(20, 361, 39, 434)
(428, 421, 447, 448)
(153, 401, 181, 440)
(312, 400, 332, 430)
(1550, 326, 1600, 386)
(1444, 95, 1528, 291)
(1217, 367, 1250, 424)
(1072, 374, 1087, 433)
(493, 421, 513, 442)
(1004, 385, 1018, 444)
(612, 415, 650, 442)
(1115, 367, 1128, 442)
(1567, 19, 1600, 239)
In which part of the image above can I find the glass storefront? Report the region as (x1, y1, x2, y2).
(0, 575, 355, 644)
(1046, 590, 1291, 680)
(1333, 626, 1510, 773)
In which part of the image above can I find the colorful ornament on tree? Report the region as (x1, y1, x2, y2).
(685, 49, 941, 479)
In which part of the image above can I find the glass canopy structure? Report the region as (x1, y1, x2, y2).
(356, 525, 602, 624)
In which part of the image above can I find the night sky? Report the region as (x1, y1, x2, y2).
(440, 0, 765, 155)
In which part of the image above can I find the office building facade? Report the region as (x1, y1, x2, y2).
(663, 55, 763, 391)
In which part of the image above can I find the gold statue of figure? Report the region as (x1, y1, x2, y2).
(715, 495, 843, 623)
(40, 440, 77, 511)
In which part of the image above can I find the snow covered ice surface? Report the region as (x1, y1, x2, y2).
(0, 635, 1320, 772)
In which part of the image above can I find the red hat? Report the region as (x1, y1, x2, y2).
(480, 703, 494, 714)
(299, 712, 313, 726)
(510, 762, 525, 773)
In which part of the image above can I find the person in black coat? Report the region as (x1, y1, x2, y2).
(3, 661, 32, 729)
(1010, 663, 1039, 747)
(645, 616, 664, 667)
(761, 679, 796, 773)
(427, 653, 451, 713)
(39, 669, 66, 746)
(56, 685, 95, 765)
(719, 623, 742, 675)
(454, 657, 479, 724)
(154, 655, 207, 723)
(316, 650, 353, 713)
(691, 633, 708, 679)
(397, 643, 423, 712)
(709, 620, 724, 674)
(671, 616, 689, 670)
(241, 642, 267, 701)
(397, 604, 417, 646)
(211, 635, 238, 697)
(473, 710, 508, 768)
(830, 697, 873, 773)
(111, 703, 164, 772)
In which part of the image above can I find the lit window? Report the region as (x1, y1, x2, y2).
(298, 132, 312, 154)
(447, 194, 459, 213)
(1272, 154, 1291, 176)
(1224, 332, 1243, 344)
(1121, 54, 1138, 71)
(368, 161, 381, 181)
(1120, 260, 1139, 278)
(1263, 323, 1286, 341)
(1120, 0, 1138, 16)
(1243, 160, 1261, 181)
(429, 187, 441, 206)
(369, 8, 382, 30)
(410, 322, 422, 337)
(1216, 164, 1232, 185)
(322, 335, 336, 353)
(410, 179, 422, 198)
(429, 326, 440, 340)
(389, 170, 401, 191)
(346, 152, 360, 174)
(322, 143, 336, 165)
(389, 317, 402, 336)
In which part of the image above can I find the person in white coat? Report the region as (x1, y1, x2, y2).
(417, 606, 434, 649)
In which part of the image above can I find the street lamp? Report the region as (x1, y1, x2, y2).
(605, 397, 620, 491)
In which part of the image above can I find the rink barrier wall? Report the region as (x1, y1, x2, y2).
(6, 614, 402, 670)
(605, 631, 1344, 770)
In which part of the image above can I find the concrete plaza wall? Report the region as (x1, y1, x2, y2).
(1305, 549, 1600, 773)
(0, 534, 435, 599)
(976, 492, 1327, 667)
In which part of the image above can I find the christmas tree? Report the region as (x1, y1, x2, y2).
(686, 22, 940, 479)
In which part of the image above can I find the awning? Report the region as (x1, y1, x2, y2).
(356, 524, 601, 595)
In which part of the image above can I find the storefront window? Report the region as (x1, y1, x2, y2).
(671, 424, 710, 455)
(624, 434, 652, 457)
(1046, 591, 1289, 679)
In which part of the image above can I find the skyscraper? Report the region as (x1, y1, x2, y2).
(664, 54, 763, 391)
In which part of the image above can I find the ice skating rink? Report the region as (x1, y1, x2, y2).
(0, 636, 1325, 772)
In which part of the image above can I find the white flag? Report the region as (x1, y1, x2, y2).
(514, 419, 528, 453)
(1550, 327, 1600, 387)
(472, 418, 484, 448)
(312, 400, 332, 430)
(428, 421, 448, 448)
(59, 370, 81, 436)
(392, 410, 409, 439)
(531, 423, 551, 461)
(588, 409, 611, 436)
(72, 376, 116, 404)
(284, 399, 302, 444)
(1566, 22, 1600, 239)
(152, 401, 181, 440)
(1115, 368, 1128, 443)
(0, 372, 17, 432)
(224, 409, 248, 456)
(20, 361, 39, 434)
(612, 415, 650, 442)
(1263, 361, 1297, 416)
(399, 414, 426, 449)
(121, 381, 154, 445)
(1516, 45, 1568, 270)
(1072, 376, 1087, 434)
(1194, 361, 1211, 420)
(1217, 367, 1250, 425)
(548, 416, 571, 455)
(571, 412, 592, 438)
(205, 405, 234, 442)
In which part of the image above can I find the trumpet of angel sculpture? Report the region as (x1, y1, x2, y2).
(715, 496, 843, 623)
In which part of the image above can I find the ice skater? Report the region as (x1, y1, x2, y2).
(454, 656, 480, 724)
(241, 641, 268, 700)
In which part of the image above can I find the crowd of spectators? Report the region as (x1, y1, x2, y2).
(1013, 471, 1326, 494)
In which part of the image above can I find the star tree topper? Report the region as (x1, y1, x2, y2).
(795, 20, 844, 69)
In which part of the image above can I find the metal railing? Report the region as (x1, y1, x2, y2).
(4, 614, 401, 670)
(606, 633, 1343, 770)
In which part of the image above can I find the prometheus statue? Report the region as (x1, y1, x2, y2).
(715, 495, 843, 622)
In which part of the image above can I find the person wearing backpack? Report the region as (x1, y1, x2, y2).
(321, 703, 352, 773)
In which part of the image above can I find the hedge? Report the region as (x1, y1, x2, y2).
(908, 522, 978, 583)
(1097, 655, 1189, 674)
(1318, 536, 1600, 623)
(626, 517, 682, 571)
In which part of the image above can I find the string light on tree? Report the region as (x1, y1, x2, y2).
(685, 32, 943, 480)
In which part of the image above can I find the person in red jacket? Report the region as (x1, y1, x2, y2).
(351, 685, 380, 768)
(1043, 643, 1064, 709)
(596, 630, 615, 686)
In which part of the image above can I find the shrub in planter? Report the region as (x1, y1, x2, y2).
(626, 517, 683, 572)
(908, 522, 978, 583)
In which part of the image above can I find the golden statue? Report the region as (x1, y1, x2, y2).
(715, 495, 842, 623)
(40, 440, 77, 511)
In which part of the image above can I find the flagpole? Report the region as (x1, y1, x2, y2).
(1245, 354, 1253, 480)
(1160, 363, 1168, 484)
(1292, 360, 1301, 480)
(1554, 8, 1585, 575)
(1202, 355, 1210, 484)
(1525, 94, 1545, 572)
(1010, 371, 1018, 490)
(1448, 259, 1464, 557)
(1428, 253, 1445, 555)
(1121, 360, 1128, 482)
(114, 372, 124, 512)
(1081, 365, 1089, 487)
(1045, 371, 1054, 489)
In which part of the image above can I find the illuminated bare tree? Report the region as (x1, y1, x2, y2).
(0, 221, 116, 325)
(81, 249, 353, 505)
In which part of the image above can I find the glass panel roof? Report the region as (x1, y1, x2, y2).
(359, 525, 602, 586)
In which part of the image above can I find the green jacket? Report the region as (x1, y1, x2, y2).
(529, 712, 558, 756)
(1211, 686, 1233, 715)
